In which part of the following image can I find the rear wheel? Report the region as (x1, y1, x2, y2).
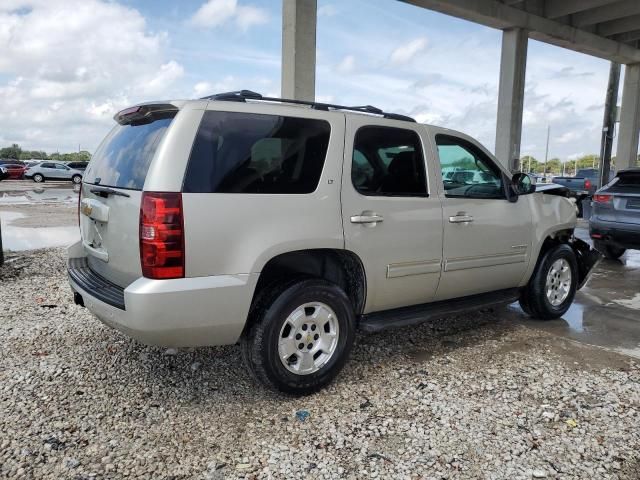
(33, 173, 44, 183)
(72, 174, 82, 184)
(520, 244, 578, 320)
(241, 279, 356, 395)
(594, 240, 625, 260)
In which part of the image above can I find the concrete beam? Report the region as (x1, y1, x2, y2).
(495, 28, 528, 172)
(281, 0, 317, 101)
(573, 0, 640, 28)
(616, 64, 640, 170)
(612, 29, 640, 44)
(400, 0, 640, 63)
(598, 14, 640, 38)
(544, 0, 619, 19)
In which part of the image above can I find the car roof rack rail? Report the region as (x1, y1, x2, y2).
(200, 90, 416, 122)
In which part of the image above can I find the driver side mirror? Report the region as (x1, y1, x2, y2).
(511, 172, 537, 196)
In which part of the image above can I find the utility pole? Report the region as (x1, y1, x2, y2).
(544, 125, 550, 178)
(599, 62, 621, 187)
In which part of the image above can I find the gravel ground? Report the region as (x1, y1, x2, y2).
(1, 249, 640, 479)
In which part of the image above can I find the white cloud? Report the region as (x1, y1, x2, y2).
(0, 0, 184, 152)
(190, 0, 268, 31)
(318, 4, 338, 17)
(336, 55, 355, 74)
(390, 37, 428, 65)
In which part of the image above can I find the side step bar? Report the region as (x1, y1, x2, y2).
(358, 288, 521, 333)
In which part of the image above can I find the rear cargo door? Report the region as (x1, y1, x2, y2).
(609, 172, 640, 224)
(80, 109, 177, 288)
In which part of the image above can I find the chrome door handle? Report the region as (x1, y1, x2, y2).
(449, 214, 474, 223)
(351, 214, 384, 224)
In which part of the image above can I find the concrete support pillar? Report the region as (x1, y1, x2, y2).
(616, 63, 640, 170)
(281, 0, 317, 101)
(495, 28, 528, 173)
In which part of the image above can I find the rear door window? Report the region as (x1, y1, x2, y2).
(85, 111, 176, 190)
(183, 111, 331, 194)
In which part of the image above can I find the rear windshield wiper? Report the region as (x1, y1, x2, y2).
(89, 185, 130, 198)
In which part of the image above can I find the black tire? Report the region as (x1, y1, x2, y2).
(33, 173, 44, 183)
(72, 174, 82, 184)
(241, 278, 356, 395)
(594, 240, 625, 260)
(520, 244, 578, 320)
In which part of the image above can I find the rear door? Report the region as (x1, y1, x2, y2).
(80, 107, 180, 287)
(608, 171, 640, 224)
(40, 162, 58, 178)
(341, 118, 443, 313)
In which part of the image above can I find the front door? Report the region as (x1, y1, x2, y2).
(433, 133, 532, 300)
(341, 118, 443, 313)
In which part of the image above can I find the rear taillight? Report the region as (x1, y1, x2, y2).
(593, 194, 612, 204)
(139, 192, 184, 279)
(584, 179, 592, 190)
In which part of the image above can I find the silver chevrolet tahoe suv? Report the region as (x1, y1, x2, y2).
(68, 90, 600, 394)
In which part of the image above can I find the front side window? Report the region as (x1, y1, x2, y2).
(436, 135, 504, 199)
(351, 126, 427, 197)
(184, 111, 331, 194)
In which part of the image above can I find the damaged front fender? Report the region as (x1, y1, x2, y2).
(570, 237, 602, 289)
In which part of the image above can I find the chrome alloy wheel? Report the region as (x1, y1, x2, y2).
(545, 258, 572, 307)
(278, 302, 339, 375)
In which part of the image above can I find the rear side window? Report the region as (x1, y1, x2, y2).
(351, 126, 427, 197)
(183, 111, 331, 194)
(85, 112, 175, 190)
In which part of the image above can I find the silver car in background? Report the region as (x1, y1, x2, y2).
(590, 168, 640, 259)
(24, 161, 84, 184)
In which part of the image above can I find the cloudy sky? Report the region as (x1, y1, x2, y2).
(0, 0, 620, 162)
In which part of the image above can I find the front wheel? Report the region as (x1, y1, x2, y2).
(72, 174, 82, 184)
(519, 244, 578, 320)
(241, 279, 356, 395)
(594, 240, 625, 260)
(33, 173, 44, 183)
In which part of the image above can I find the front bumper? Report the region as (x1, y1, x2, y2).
(589, 218, 640, 250)
(570, 237, 602, 289)
(67, 243, 258, 347)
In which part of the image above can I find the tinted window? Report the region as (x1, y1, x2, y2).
(436, 135, 504, 199)
(616, 172, 640, 187)
(85, 112, 175, 190)
(351, 126, 427, 197)
(184, 111, 330, 194)
(41, 163, 55, 168)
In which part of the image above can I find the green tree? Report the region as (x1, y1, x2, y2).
(0, 143, 21, 159)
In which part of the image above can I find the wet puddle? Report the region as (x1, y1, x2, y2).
(0, 211, 79, 251)
(0, 186, 79, 206)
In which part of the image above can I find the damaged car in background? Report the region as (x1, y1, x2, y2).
(68, 90, 601, 395)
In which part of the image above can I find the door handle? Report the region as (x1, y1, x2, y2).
(449, 213, 474, 223)
(351, 213, 384, 224)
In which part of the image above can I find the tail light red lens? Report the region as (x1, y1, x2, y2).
(139, 192, 185, 279)
(584, 179, 592, 190)
(593, 194, 612, 204)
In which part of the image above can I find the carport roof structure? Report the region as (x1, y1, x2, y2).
(281, 0, 640, 173)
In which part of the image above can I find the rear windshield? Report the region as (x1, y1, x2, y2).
(85, 111, 176, 190)
(617, 172, 640, 187)
(183, 111, 330, 194)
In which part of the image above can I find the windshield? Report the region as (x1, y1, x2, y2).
(85, 111, 176, 190)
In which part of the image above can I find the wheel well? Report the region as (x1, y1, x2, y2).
(535, 229, 574, 269)
(252, 249, 366, 315)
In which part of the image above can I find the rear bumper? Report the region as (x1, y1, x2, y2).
(589, 218, 640, 250)
(67, 242, 258, 347)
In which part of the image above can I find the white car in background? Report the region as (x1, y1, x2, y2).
(24, 161, 84, 184)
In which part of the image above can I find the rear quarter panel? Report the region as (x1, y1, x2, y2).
(181, 103, 346, 277)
